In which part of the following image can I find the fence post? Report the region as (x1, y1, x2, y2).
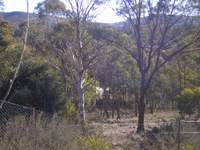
(33, 108, 37, 150)
(177, 118, 181, 150)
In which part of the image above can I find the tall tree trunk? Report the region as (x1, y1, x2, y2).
(134, 92, 139, 117)
(137, 89, 145, 133)
(77, 77, 86, 127)
(135, 101, 138, 117)
(150, 98, 154, 114)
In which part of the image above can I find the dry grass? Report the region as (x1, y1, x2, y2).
(1, 111, 198, 150)
(89, 111, 182, 150)
(0, 114, 114, 150)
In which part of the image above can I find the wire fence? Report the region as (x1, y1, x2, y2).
(178, 120, 200, 149)
(0, 100, 83, 150)
(0, 101, 34, 136)
(131, 119, 200, 150)
(0, 100, 81, 133)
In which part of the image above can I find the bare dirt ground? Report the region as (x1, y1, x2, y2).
(89, 111, 178, 149)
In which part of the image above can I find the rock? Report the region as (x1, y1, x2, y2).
(152, 127, 160, 134)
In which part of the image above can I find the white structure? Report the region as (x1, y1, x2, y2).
(96, 87, 104, 98)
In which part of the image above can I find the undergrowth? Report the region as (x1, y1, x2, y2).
(0, 114, 114, 150)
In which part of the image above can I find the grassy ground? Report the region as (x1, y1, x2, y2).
(89, 111, 178, 144)
(1, 110, 199, 150)
(88, 110, 200, 150)
(0, 114, 115, 150)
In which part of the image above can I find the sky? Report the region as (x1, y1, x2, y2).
(3, 0, 124, 23)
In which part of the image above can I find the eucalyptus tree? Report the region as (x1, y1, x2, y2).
(0, 21, 15, 83)
(35, 0, 108, 126)
(117, 0, 200, 132)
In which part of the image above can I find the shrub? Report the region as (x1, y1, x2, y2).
(84, 75, 100, 108)
(63, 100, 77, 120)
(77, 135, 114, 150)
(183, 144, 198, 150)
(175, 87, 200, 118)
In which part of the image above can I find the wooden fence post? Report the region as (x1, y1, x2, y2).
(177, 118, 181, 150)
(33, 108, 37, 150)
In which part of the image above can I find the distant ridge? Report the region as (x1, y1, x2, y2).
(1, 11, 198, 31)
(0, 11, 124, 28)
(0, 11, 35, 24)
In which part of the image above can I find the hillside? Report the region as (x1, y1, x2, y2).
(0, 11, 36, 25)
(1, 11, 198, 31)
(0, 11, 126, 29)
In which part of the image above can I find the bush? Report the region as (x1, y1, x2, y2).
(183, 144, 198, 150)
(84, 75, 100, 108)
(63, 100, 78, 120)
(77, 135, 114, 150)
(175, 87, 200, 118)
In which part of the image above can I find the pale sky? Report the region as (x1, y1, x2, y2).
(3, 0, 124, 23)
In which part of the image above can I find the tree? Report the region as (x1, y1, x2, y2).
(92, 25, 143, 114)
(117, 0, 200, 132)
(35, 0, 66, 18)
(35, 0, 108, 127)
(0, 19, 62, 114)
(1, 63, 60, 113)
(0, 21, 14, 49)
(0, 21, 16, 82)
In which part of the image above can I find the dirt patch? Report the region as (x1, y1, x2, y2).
(90, 111, 178, 148)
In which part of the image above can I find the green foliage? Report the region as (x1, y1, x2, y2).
(84, 75, 100, 107)
(0, 35, 62, 113)
(63, 100, 77, 119)
(175, 87, 200, 117)
(77, 135, 113, 150)
(7, 62, 61, 113)
(35, 0, 66, 18)
(0, 21, 19, 80)
(183, 144, 198, 150)
(0, 21, 14, 49)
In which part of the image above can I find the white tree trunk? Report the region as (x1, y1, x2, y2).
(77, 77, 86, 124)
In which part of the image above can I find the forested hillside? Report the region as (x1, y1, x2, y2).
(0, 12, 35, 24)
(0, 0, 200, 150)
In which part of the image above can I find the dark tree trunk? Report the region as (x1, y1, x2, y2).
(134, 92, 139, 117)
(135, 102, 138, 117)
(137, 90, 145, 133)
(150, 99, 154, 114)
